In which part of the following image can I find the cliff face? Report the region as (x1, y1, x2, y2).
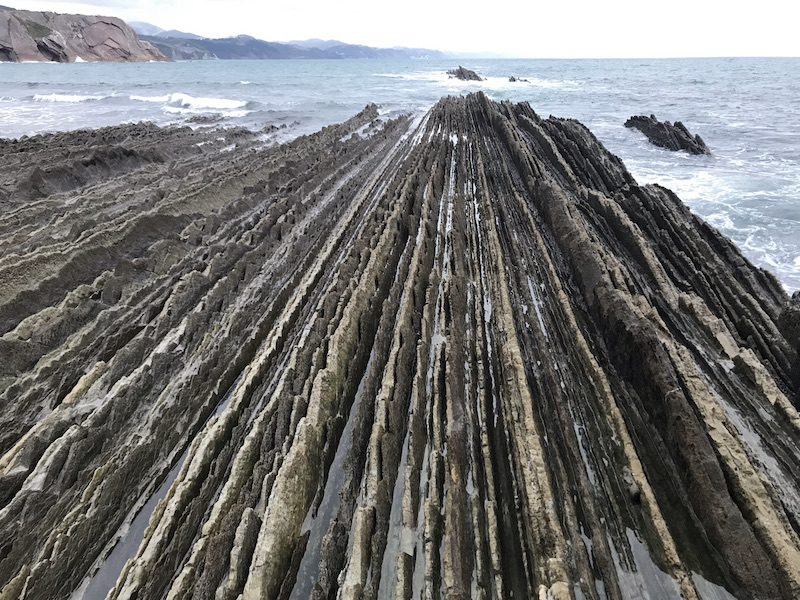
(0, 94, 799, 600)
(0, 9, 167, 62)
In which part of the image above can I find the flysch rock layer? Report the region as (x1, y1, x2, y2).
(0, 93, 799, 600)
(0, 9, 167, 62)
(624, 114, 711, 155)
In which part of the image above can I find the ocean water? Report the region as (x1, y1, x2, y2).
(1, 57, 799, 292)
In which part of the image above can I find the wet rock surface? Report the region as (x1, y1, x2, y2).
(1, 93, 799, 600)
(447, 66, 483, 81)
(625, 114, 711, 154)
(0, 9, 167, 62)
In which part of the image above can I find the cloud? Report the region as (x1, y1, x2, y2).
(11, 0, 800, 57)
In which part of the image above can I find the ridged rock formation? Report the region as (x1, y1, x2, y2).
(625, 114, 711, 155)
(0, 9, 167, 62)
(1, 94, 799, 600)
(447, 66, 483, 81)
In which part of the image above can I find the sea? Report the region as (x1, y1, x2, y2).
(2, 57, 799, 292)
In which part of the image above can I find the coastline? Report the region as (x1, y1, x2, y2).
(0, 95, 799, 600)
(2, 57, 798, 294)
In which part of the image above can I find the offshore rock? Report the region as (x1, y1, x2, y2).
(0, 94, 799, 600)
(446, 65, 483, 80)
(0, 9, 167, 62)
(625, 113, 711, 154)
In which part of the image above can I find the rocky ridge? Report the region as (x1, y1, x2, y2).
(0, 94, 799, 600)
(447, 66, 483, 81)
(625, 114, 711, 155)
(0, 9, 167, 62)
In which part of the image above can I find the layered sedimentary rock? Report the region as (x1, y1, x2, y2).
(0, 9, 167, 62)
(1, 94, 799, 600)
(625, 114, 711, 155)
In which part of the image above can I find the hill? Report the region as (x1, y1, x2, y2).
(139, 33, 444, 60)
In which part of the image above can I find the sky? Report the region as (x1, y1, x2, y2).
(9, 0, 800, 58)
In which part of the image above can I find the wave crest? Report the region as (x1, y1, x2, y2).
(33, 93, 105, 103)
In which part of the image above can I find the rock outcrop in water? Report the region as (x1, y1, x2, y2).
(447, 66, 483, 81)
(625, 114, 711, 155)
(1, 93, 799, 600)
(0, 9, 167, 62)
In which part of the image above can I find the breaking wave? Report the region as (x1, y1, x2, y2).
(33, 93, 106, 103)
(131, 93, 248, 111)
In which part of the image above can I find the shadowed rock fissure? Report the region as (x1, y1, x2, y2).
(1, 94, 799, 600)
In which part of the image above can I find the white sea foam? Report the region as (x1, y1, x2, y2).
(33, 93, 105, 103)
(131, 94, 171, 103)
(168, 93, 247, 110)
(132, 93, 247, 111)
(704, 213, 736, 230)
(130, 92, 251, 118)
(220, 110, 249, 119)
(374, 71, 577, 91)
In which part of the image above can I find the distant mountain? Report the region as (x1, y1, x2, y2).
(131, 22, 205, 40)
(287, 38, 346, 50)
(324, 43, 444, 59)
(141, 34, 445, 61)
(129, 20, 163, 36)
(0, 5, 16, 10)
(156, 29, 204, 40)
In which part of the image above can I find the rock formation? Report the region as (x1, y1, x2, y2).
(625, 114, 711, 154)
(0, 9, 167, 62)
(447, 65, 483, 81)
(1, 94, 799, 600)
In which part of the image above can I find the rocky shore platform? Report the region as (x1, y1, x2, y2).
(1, 93, 799, 600)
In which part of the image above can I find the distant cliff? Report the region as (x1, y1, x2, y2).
(0, 9, 168, 62)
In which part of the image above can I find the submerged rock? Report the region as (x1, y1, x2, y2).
(446, 65, 483, 81)
(625, 113, 711, 154)
(0, 94, 798, 600)
(0, 9, 167, 62)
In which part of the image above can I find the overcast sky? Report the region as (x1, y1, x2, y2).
(10, 0, 800, 58)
